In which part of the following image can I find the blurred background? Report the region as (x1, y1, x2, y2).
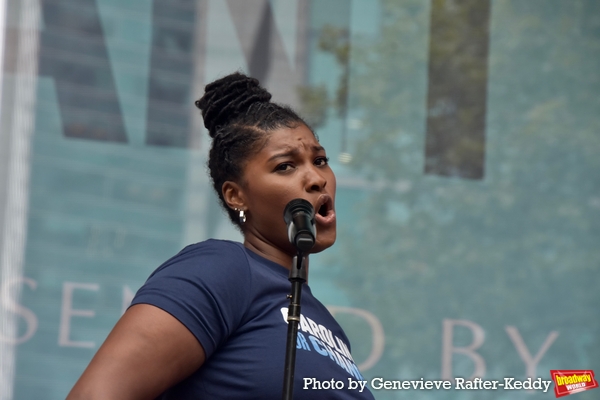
(0, 0, 599, 399)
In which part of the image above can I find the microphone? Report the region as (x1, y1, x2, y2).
(283, 199, 316, 253)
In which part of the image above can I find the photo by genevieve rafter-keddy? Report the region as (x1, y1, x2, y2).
(302, 377, 555, 394)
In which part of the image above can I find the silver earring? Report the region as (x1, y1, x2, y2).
(235, 208, 246, 224)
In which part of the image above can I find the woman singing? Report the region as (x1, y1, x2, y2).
(67, 72, 375, 399)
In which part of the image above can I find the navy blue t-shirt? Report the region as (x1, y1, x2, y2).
(131, 239, 375, 399)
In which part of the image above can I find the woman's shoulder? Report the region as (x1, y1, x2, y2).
(150, 239, 247, 275)
(179, 238, 245, 257)
(132, 240, 254, 359)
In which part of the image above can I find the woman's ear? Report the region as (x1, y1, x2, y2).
(222, 181, 246, 211)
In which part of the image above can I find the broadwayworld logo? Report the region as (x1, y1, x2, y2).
(551, 370, 598, 398)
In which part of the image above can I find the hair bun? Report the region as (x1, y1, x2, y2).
(195, 72, 272, 136)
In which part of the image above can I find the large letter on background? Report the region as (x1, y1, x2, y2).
(441, 318, 486, 380)
(38, 0, 127, 142)
(327, 306, 385, 371)
(425, 0, 490, 179)
(505, 326, 559, 379)
(58, 282, 99, 348)
(145, 0, 197, 147)
(0, 277, 38, 345)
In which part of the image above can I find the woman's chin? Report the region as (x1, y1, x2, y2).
(311, 231, 336, 254)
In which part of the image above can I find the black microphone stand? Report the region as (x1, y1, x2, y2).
(281, 198, 315, 400)
(282, 251, 307, 400)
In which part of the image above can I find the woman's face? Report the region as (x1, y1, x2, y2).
(233, 123, 336, 263)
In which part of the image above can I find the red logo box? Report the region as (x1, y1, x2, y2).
(550, 370, 598, 398)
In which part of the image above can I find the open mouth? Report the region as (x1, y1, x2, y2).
(314, 195, 335, 225)
(318, 202, 329, 217)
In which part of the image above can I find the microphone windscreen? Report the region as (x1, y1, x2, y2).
(283, 199, 315, 252)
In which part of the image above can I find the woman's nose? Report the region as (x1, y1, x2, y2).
(305, 165, 327, 192)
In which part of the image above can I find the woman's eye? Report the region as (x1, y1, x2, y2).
(276, 163, 294, 171)
(315, 157, 329, 166)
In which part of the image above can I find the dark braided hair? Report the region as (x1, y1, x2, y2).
(195, 72, 309, 227)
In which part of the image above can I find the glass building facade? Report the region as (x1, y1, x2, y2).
(0, 0, 599, 399)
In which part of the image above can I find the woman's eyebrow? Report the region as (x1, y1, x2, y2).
(267, 145, 325, 162)
(267, 148, 299, 162)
